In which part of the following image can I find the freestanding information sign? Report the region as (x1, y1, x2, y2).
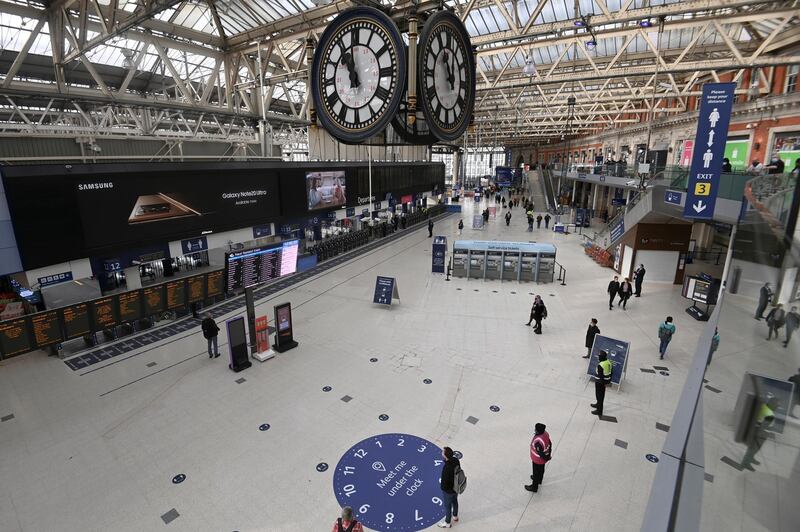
(683, 83, 736, 220)
(252, 315, 275, 362)
(373, 276, 399, 306)
(586, 335, 630, 389)
(432, 236, 447, 273)
(272, 302, 298, 352)
(226, 316, 252, 372)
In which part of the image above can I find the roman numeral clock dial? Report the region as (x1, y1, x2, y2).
(311, 7, 406, 144)
(418, 11, 476, 142)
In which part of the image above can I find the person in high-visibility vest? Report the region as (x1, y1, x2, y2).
(741, 396, 778, 470)
(591, 350, 613, 416)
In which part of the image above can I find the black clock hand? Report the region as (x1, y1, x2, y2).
(443, 52, 455, 90)
(341, 52, 360, 88)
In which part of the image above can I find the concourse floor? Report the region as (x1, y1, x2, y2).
(0, 195, 791, 531)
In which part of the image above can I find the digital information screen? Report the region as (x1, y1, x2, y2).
(225, 239, 299, 292)
(0, 317, 32, 357)
(118, 290, 143, 322)
(143, 285, 166, 315)
(62, 303, 91, 339)
(187, 275, 206, 303)
(31, 311, 62, 348)
(206, 270, 224, 297)
(165, 279, 187, 310)
(91, 296, 119, 330)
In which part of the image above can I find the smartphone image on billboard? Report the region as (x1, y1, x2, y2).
(128, 193, 201, 224)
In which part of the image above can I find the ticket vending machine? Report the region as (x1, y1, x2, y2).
(485, 251, 502, 280)
(452, 248, 468, 278)
(536, 252, 556, 282)
(520, 252, 536, 282)
(502, 252, 520, 281)
(468, 250, 485, 279)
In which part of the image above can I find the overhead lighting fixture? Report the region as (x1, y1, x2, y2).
(640, 19, 653, 28)
(523, 56, 537, 76)
(574, 19, 585, 27)
(586, 39, 596, 49)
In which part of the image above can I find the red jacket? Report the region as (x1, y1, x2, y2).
(530, 431, 552, 465)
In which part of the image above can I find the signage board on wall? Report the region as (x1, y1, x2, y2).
(38, 271, 73, 288)
(180, 236, 208, 254)
(724, 138, 750, 170)
(252, 224, 272, 238)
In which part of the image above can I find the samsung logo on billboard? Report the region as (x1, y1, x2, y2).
(78, 182, 114, 190)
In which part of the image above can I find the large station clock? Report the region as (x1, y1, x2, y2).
(311, 7, 406, 144)
(417, 10, 475, 142)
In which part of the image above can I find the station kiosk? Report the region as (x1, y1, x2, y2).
(485, 251, 502, 280)
(452, 248, 468, 277)
(451, 241, 558, 283)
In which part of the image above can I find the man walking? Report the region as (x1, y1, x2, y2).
(591, 350, 613, 416)
(658, 316, 676, 359)
(607, 275, 620, 310)
(544, 214, 551, 228)
(784, 306, 800, 347)
(617, 277, 633, 310)
(525, 423, 552, 493)
(428, 218, 434, 237)
(755, 282, 773, 320)
(633, 264, 646, 296)
(437, 446, 460, 528)
(505, 210, 512, 226)
(201, 313, 220, 358)
(766, 303, 786, 340)
(536, 214, 543, 228)
(584, 318, 600, 358)
(531, 297, 547, 335)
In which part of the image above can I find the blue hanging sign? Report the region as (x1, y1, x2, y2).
(610, 218, 625, 242)
(252, 224, 272, 238)
(683, 83, 736, 219)
(373, 276, 399, 305)
(180, 236, 208, 254)
(664, 190, 683, 205)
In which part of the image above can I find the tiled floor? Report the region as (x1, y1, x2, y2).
(0, 192, 796, 531)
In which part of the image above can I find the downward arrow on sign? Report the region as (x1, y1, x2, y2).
(693, 200, 707, 213)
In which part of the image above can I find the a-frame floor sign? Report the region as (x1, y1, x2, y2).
(586, 335, 630, 392)
(373, 276, 400, 306)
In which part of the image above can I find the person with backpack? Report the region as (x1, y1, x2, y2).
(331, 506, 363, 532)
(766, 303, 786, 341)
(591, 350, 613, 416)
(544, 214, 551, 228)
(201, 313, 220, 358)
(437, 446, 462, 528)
(525, 423, 552, 492)
(536, 214, 543, 228)
(457, 219, 464, 235)
(658, 316, 676, 359)
(532, 296, 547, 334)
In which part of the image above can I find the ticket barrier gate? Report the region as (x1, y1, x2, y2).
(520, 253, 536, 282)
(502, 255, 519, 281)
(485, 251, 502, 280)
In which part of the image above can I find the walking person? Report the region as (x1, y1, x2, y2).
(524, 423, 552, 493)
(458, 219, 463, 235)
(525, 295, 542, 326)
(755, 282, 773, 320)
(766, 303, 786, 340)
(428, 218, 434, 237)
(331, 506, 363, 532)
(536, 214, 543, 228)
(437, 446, 460, 528)
(584, 318, 600, 358)
(505, 210, 512, 226)
(591, 350, 613, 416)
(741, 396, 778, 470)
(532, 297, 547, 334)
(633, 264, 646, 296)
(201, 312, 220, 358)
(617, 277, 633, 310)
(544, 214, 551, 228)
(607, 275, 620, 310)
(658, 316, 676, 359)
(783, 306, 800, 347)
(708, 328, 720, 365)
(527, 213, 533, 231)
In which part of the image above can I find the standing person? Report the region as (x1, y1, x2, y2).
(331, 507, 363, 532)
(633, 264, 646, 297)
(536, 214, 543, 228)
(741, 396, 778, 470)
(437, 446, 460, 528)
(532, 297, 547, 334)
(755, 282, 773, 320)
(607, 275, 620, 310)
(524, 423, 552, 493)
(722, 158, 732, 173)
(525, 295, 542, 326)
(788, 369, 800, 418)
(527, 213, 534, 231)
(458, 219, 464, 235)
(658, 316, 676, 359)
(617, 277, 633, 310)
(708, 328, 720, 365)
(766, 303, 786, 341)
(505, 210, 512, 226)
(783, 306, 800, 347)
(201, 313, 220, 358)
(428, 218, 434, 237)
(544, 214, 551, 228)
(591, 350, 613, 416)
(584, 318, 600, 358)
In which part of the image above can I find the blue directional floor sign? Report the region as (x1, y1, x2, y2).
(683, 83, 736, 220)
(333, 433, 446, 531)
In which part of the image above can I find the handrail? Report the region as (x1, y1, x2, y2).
(554, 261, 567, 285)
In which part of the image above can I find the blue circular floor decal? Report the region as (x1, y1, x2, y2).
(379, 414, 389, 421)
(423, 379, 432, 384)
(370, 358, 378, 363)
(490, 405, 500, 412)
(259, 424, 271, 432)
(317, 462, 329, 472)
(333, 433, 446, 531)
(646, 454, 660, 463)
(172, 474, 186, 484)
(323, 386, 332, 392)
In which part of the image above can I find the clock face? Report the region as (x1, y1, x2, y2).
(418, 11, 475, 142)
(312, 7, 405, 143)
(332, 433, 447, 531)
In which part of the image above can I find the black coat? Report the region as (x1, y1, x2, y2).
(634, 267, 645, 285)
(440, 457, 461, 493)
(618, 282, 633, 297)
(586, 324, 600, 348)
(532, 302, 547, 319)
(607, 280, 620, 295)
(201, 317, 219, 339)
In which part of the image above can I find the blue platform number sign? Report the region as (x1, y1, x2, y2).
(586, 335, 630, 385)
(683, 83, 736, 220)
(333, 433, 446, 532)
(664, 190, 683, 206)
(180, 236, 208, 254)
(373, 276, 398, 305)
(38, 271, 73, 288)
(431, 236, 447, 274)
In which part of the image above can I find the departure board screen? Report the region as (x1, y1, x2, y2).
(31, 311, 62, 348)
(118, 290, 143, 322)
(143, 285, 166, 315)
(225, 239, 299, 292)
(91, 296, 119, 330)
(62, 303, 91, 340)
(207, 270, 224, 297)
(165, 279, 187, 310)
(187, 275, 206, 303)
(0, 317, 32, 357)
